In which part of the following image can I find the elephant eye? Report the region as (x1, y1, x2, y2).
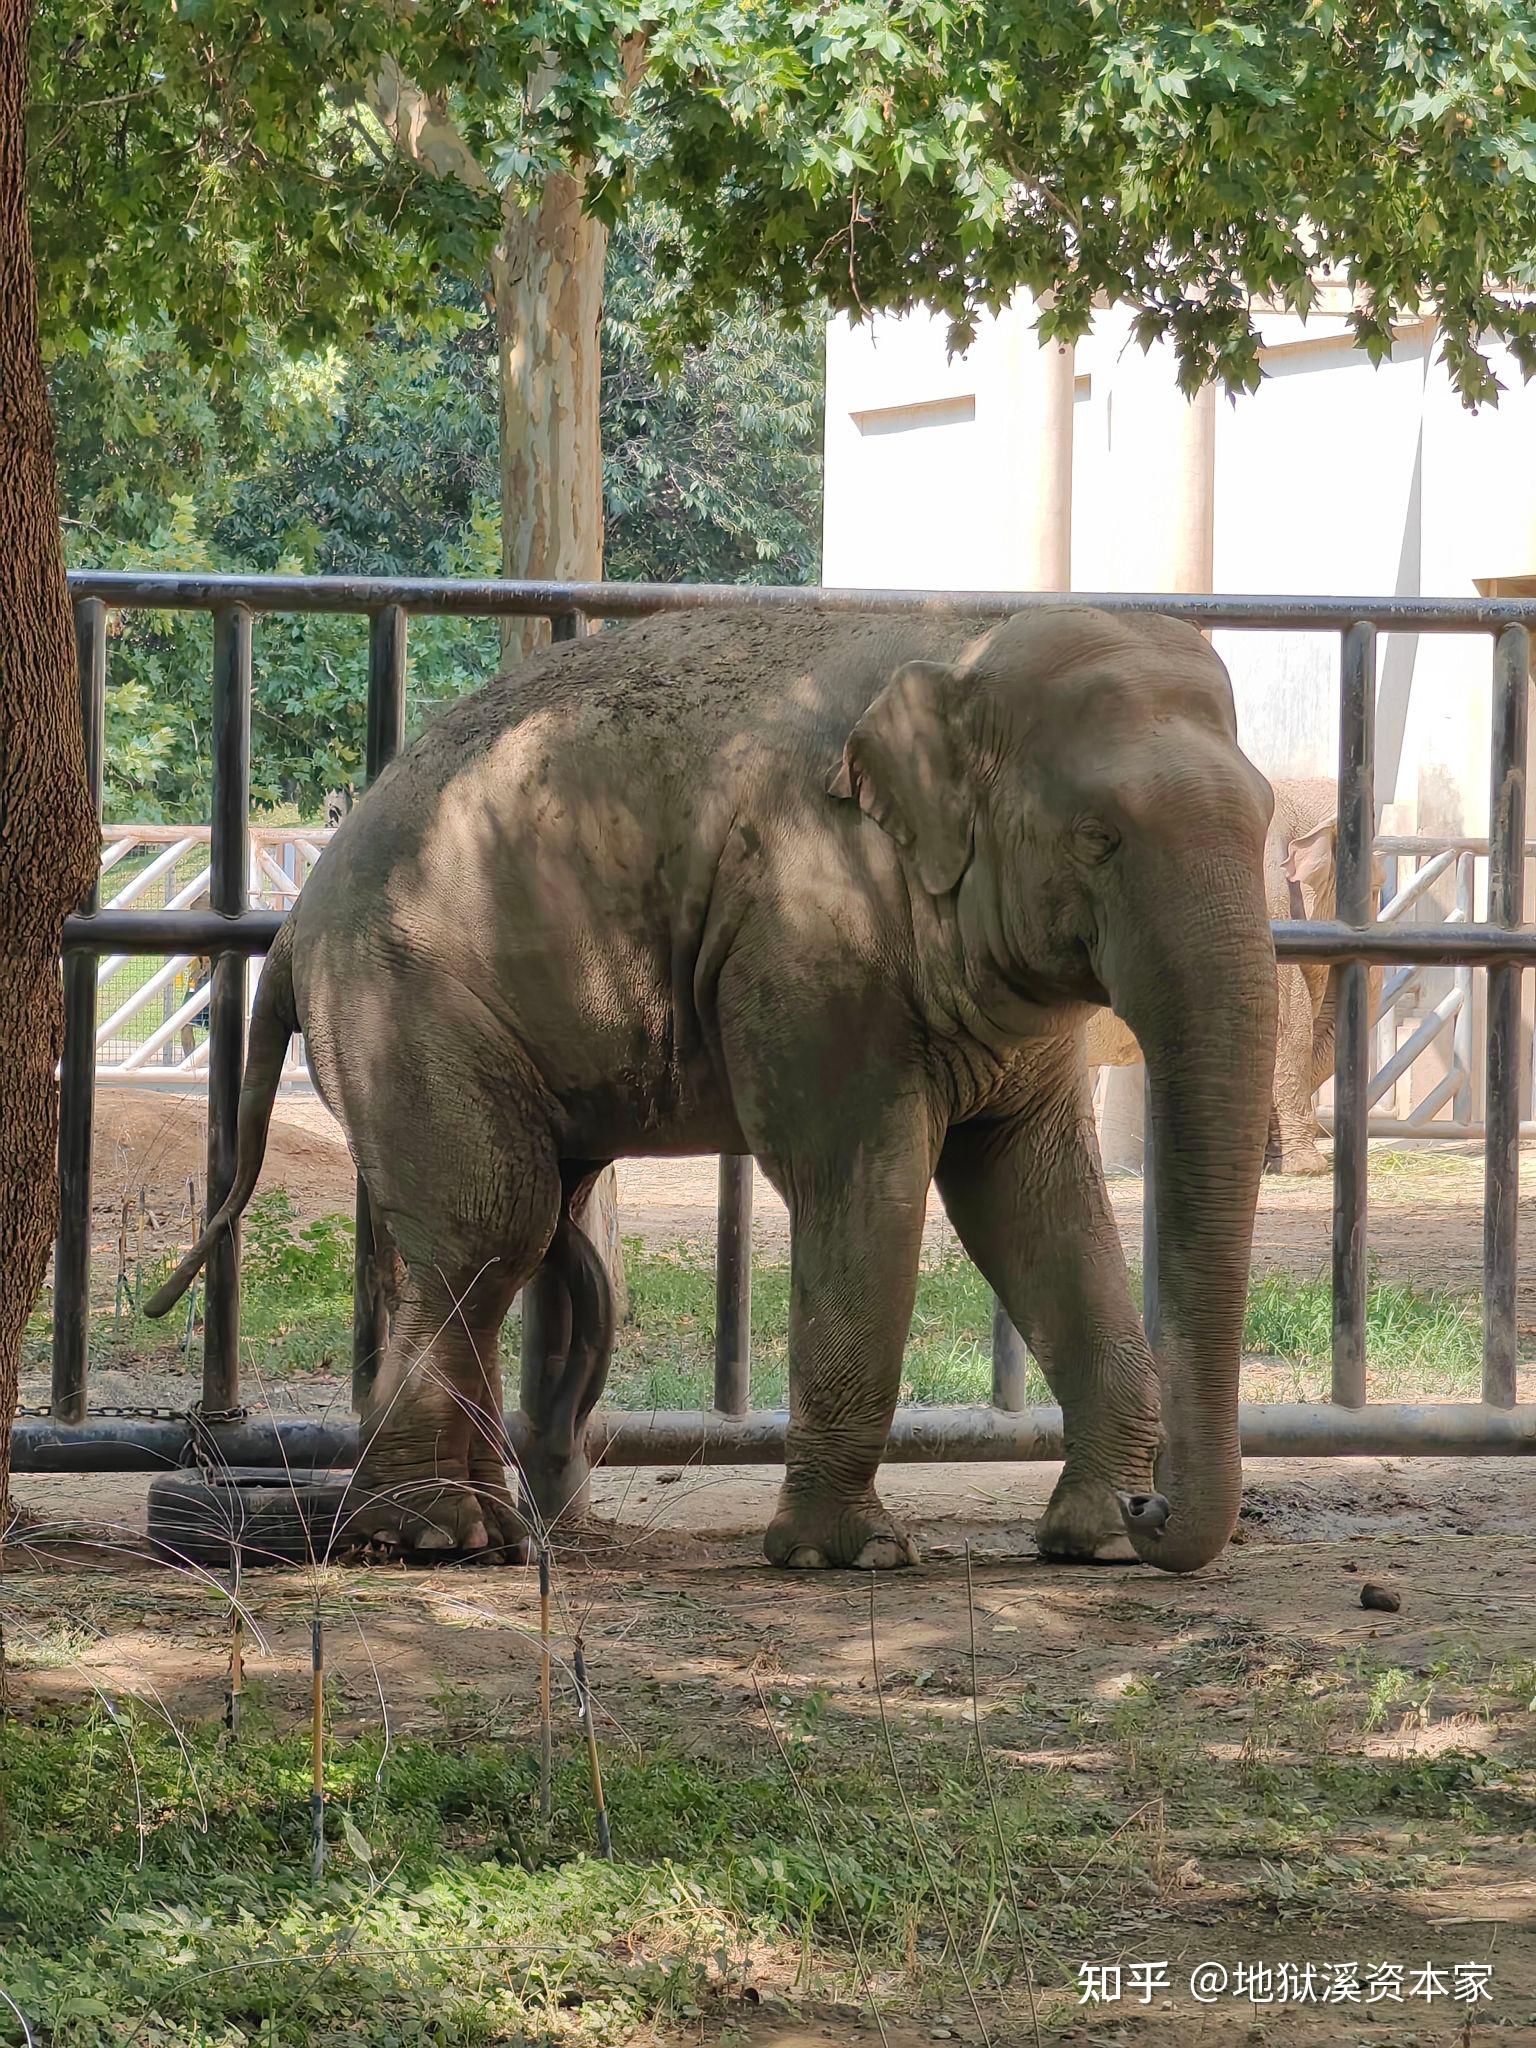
(1071, 816, 1120, 865)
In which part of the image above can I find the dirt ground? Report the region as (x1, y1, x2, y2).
(8, 1455, 1536, 2045)
(14, 1090, 1536, 2044)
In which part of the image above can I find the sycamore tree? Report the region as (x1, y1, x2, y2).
(8, 0, 1536, 1518)
(46, 225, 821, 823)
(628, 0, 1536, 402)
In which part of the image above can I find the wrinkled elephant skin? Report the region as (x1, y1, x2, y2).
(147, 607, 1278, 1576)
(1085, 775, 1383, 1177)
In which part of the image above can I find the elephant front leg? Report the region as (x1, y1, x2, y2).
(762, 1119, 934, 1571)
(937, 1100, 1162, 1563)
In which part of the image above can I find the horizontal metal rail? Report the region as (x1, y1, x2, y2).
(63, 570, 1536, 632)
(13, 1400, 1536, 1474)
(58, 908, 1536, 968)
(64, 909, 286, 954)
(33, 575, 1535, 1487)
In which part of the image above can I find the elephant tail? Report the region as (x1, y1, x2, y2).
(143, 920, 299, 1318)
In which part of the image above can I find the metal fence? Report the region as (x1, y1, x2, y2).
(92, 825, 329, 1083)
(15, 572, 1536, 1476)
(88, 822, 1522, 1135)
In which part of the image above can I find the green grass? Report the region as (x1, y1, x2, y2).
(1243, 1268, 1483, 1394)
(31, 1197, 1489, 1405)
(1, 1636, 1530, 2048)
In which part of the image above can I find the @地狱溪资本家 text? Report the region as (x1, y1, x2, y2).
(1075, 1958, 1495, 2006)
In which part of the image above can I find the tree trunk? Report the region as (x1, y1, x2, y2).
(492, 171, 627, 1319)
(491, 172, 608, 661)
(0, 0, 100, 1532)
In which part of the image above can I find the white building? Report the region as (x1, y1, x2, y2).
(822, 290, 1536, 843)
(821, 293, 1536, 1139)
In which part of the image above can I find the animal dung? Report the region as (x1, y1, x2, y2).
(1360, 1581, 1401, 1613)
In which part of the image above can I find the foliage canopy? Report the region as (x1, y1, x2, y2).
(53, 226, 821, 819)
(32, 1, 1536, 403)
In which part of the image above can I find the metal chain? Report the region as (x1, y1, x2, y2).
(14, 1401, 246, 1427)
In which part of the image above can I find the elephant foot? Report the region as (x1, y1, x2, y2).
(1036, 1470, 1148, 1564)
(1266, 1140, 1330, 1177)
(343, 1460, 530, 1562)
(764, 1488, 919, 1571)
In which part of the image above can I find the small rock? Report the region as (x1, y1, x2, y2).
(1360, 1581, 1401, 1612)
(657, 1470, 683, 1485)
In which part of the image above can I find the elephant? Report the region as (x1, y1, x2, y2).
(148, 604, 1278, 1576)
(1085, 776, 1382, 1176)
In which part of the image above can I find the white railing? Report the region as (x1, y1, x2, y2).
(94, 825, 333, 1089)
(1318, 834, 1535, 1140)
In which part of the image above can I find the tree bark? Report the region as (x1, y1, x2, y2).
(491, 172, 607, 661)
(0, 0, 100, 1531)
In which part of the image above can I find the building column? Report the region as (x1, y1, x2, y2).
(1096, 330, 1217, 1172)
(1004, 299, 1076, 590)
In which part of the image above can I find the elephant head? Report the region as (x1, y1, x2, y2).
(834, 607, 1278, 1571)
(1270, 778, 1387, 924)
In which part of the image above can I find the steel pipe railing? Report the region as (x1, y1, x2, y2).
(352, 604, 408, 1411)
(49, 597, 106, 1424)
(28, 573, 1536, 1481)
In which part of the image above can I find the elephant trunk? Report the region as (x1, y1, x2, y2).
(1112, 857, 1278, 1573)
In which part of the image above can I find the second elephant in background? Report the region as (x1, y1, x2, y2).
(1087, 776, 1383, 1176)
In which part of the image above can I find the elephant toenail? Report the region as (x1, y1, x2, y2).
(785, 1545, 828, 1569)
(417, 1526, 455, 1550)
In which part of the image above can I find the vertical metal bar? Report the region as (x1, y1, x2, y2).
(202, 605, 252, 1414)
(714, 1157, 753, 1415)
(352, 606, 408, 1411)
(50, 598, 107, 1421)
(1141, 1069, 1160, 1349)
(1331, 623, 1376, 1408)
(1454, 851, 1475, 1126)
(520, 608, 586, 1411)
(990, 1300, 1029, 1411)
(1483, 624, 1529, 1407)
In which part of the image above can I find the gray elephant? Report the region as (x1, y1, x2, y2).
(1085, 776, 1382, 1175)
(149, 605, 1277, 1576)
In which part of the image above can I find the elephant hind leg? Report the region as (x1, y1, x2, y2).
(348, 1260, 532, 1556)
(516, 1164, 618, 1532)
(342, 1077, 565, 1559)
(1267, 961, 1330, 1175)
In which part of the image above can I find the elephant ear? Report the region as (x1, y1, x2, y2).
(827, 660, 973, 894)
(1281, 816, 1337, 919)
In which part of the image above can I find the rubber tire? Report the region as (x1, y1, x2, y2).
(146, 1469, 360, 1568)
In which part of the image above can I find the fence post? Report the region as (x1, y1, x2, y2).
(1483, 624, 1529, 1408)
(714, 1157, 753, 1415)
(520, 610, 587, 1448)
(1331, 622, 1376, 1409)
(202, 605, 253, 1416)
(50, 597, 107, 1422)
(352, 606, 408, 1411)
